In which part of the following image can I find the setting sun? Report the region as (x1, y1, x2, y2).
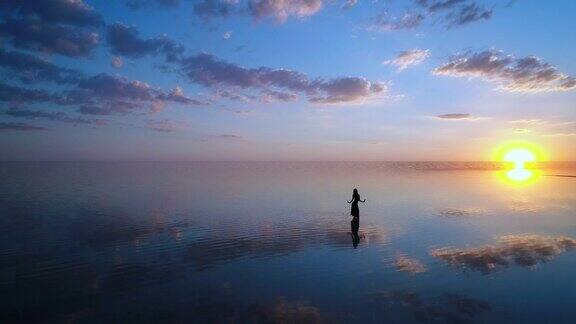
(493, 141, 546, 166)
(493, 142, 546, 185)
(504, 148, 535, 168)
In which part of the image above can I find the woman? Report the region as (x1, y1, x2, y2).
(347, 188, 366, 219)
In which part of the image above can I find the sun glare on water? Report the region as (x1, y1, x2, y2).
(493, 142, 545, 185)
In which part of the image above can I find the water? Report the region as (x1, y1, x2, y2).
(1, 162, 575, 323)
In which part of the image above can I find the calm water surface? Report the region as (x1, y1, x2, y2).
(1, 162, 575, 323)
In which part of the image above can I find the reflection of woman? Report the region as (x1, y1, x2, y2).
(347, 188, 366, 218)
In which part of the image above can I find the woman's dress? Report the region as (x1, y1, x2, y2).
(351, 200, 359, 217)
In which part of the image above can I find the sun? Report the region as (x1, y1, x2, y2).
(492, 141, 545, 185)
(492, 141, 546, 166)
(504, 148, 535, 169)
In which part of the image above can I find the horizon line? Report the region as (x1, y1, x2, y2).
(1, 160, 575, 163)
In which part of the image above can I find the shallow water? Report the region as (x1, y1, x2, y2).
(1, 162, 575, 323)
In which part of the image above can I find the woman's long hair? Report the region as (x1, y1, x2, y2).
(353, 188, 360, 200)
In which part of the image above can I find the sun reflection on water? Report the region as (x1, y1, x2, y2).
(496, 167, 540, 187)
(507, 168, 532, 182)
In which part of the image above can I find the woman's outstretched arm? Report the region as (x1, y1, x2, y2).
(361, 199, 366, 202)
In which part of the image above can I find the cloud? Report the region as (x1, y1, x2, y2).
(179, 53, 309, 90)
(431, 234, 576, 274)
(77, 102, 139, 116)
(0, 70, 203, 117)
(342, 0, 358, 9)
(3, 107, 106, 126)
(0, 1, 102, 58)
(78, 74, 159, 101)
(384, 49, 430, 71)
(193, 0, 238, 19)
(130, 0, 325, 23)
(309, 77, 386, 104)
(508, 119, 575, 136)
(212, 134, 245, 140)
(374, 0, 495, 31)
(0, 17, 100, 58)
(156, 86, 206, 105)
(513, 128, 531, 134)
(75, 75, 201, 106)
(146, 119, 179, 132)
(70, 74, 203, 115)
(0, 49, 83, 84)
(111, 56, 124, 68)
(248, 0, 324, 23)
(178, 53, 386, 104)
(418, 0, 493, 27)
(559, 78, 576, 89)
(0, 122, 47, 131)
(434, 113, 472, 120)
(260, 89, 299, 103)
(0, 0, 103, 27)
(107, 23, 184, 61)
(214, 89, 257, 103)
(416, 0, 466, 13)
(509, 119, 547, 126)
(543, 133, 576, 138)
(434, 50, 576, 92)
(437, 207, 483, 216)
(446, 3, 492, 27)
(0, 82, 54, 103)
(371, 11, 424, 31)
(172, 0, 328, 23)
(394, 254, 427, 274)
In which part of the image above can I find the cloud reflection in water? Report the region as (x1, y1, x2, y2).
(432, 234, 576, 274)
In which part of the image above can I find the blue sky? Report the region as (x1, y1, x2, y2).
(0, 0, 575, 160)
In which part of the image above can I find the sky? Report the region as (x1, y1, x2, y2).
(0, 0, 575, 161)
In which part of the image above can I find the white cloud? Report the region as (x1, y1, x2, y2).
(434, 49, 576, 92)
(384, 49, 430, 71)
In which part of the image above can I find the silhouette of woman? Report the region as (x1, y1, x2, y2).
(347, 188, 366, 219)
(348, 188, 365, 248)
